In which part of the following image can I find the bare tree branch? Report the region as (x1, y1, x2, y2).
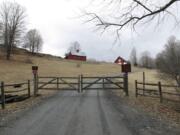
(133, 0, 152, 13)
(84, 0, 180, 36)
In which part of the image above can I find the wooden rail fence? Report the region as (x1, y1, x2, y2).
(0, 80, 31, 109)
(135, 80, 180, 103)
(37, 74, 128, 96)
(1, 74, 128, 109)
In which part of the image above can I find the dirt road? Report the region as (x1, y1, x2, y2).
(0, 90, 179, 135)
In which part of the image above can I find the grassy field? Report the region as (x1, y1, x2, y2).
(0, 50, 179, 126)
(128, 67, 175, 95)
(0, 52, 122, 111)
(0, 54, 121, 83)
(121, 67, 180, 127)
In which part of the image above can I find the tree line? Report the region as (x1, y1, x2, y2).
(130, 35, 180, 86)
(0, 1, 43, 60)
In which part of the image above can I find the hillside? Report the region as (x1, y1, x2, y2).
(0, 48, 121, 83)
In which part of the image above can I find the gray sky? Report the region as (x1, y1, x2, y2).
(4, 0, 180, 61)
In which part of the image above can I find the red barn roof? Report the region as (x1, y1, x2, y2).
(114, 56, 127, 65)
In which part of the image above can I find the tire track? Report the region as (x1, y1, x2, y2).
(64, 91, 87, 135)
(97, 90, 111, 135)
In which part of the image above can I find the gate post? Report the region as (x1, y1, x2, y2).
(28, 80, 31, 98)
(158, 81, 163, 103)
(135, 80, 138, 97)
(78, 75, 83, 93)
(32, 66, 38, 96)
(57, 77, 59, 90)
(143, 72, 145, 95)
(123, 73, 129, 96)
(78, 75, 81, 93)
(81, 75, 83, 93)
(1, 82, 5, 109)
(102, 78, 105, 89)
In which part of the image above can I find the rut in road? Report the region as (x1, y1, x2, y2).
(0, 90, 180, 135)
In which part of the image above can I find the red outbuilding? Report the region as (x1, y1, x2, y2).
(65, 53, 86, 61)
(114, 56, 127, 65)
(65, 42, 87, 61)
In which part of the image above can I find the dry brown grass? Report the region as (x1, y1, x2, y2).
(119, 66, 180, 127)
(0, 53, 122, 98)
(128, 67, 174, 95)
(0, 54, 121, 83)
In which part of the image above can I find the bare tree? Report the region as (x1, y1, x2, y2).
(139, 51, 155, 68)
(0, 1, 26, 60)
(130, 47, 138, 66)
(85, 0, 180, 36)
(65, 41, 83, 56)
(156, 36, 180, 86)
(0, 22, 3, 42)
(23, 29, 43, 54)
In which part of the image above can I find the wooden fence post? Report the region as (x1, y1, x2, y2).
(28, 80, 31, 98)
(143, 72, 145, 95)
(57, 77, 59, 90)
(78, 75, 80, 93)
(124, 73, 129, 96)
(1, 82, 5, 109)
(32, 66, 38, 96)
(135, 80, 138, 97)
(36, 75, 38, 96)
(158, 81, 163, 103)
(33, 74, 38, 96)
(81, 75, 83, 93)
(103, 78, 105, 89)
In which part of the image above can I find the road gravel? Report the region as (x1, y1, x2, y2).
(0, 90, 180, 135)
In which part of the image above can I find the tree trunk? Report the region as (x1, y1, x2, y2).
(6, 43, 12, 60)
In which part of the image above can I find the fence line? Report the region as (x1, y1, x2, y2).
(135, 80, 180, 103)
(0, 80, 31, 109)
(1, 74, 128, 109)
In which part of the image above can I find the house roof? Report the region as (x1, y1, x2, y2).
(115, 56, 126, 62)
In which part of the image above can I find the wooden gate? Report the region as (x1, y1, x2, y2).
(38, 76, 80, 92)
(37, 74, 128, 96)
(81, 75, 128, 96)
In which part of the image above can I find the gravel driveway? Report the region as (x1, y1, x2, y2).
(0, 90, 180, 135)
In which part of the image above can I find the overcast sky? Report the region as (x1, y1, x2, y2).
(3, 0, 180, 61)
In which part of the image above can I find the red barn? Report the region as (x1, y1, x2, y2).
(114, 56, 127, 65)
(65, 42, 87, 61)
(65, 53, 86, 61)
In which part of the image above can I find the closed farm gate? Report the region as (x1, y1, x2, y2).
(37, 74, 128, 95)
(81, 75, 127, 92)
(38, 76, 80, 92)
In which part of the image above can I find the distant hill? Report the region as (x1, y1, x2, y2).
(0, 46, 63, 60)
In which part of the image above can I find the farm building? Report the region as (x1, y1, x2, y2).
(114, 56, 127, 65)
(65, 53, 86, 61)
(65, 42, 86, 61)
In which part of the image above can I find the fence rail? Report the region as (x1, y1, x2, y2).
(37, 74, 128, 96)
(81, 74, 128, 95)
(135, 80, 180, 103)
(0, 80, 31, 109)
(37, 76, 80, 92)
(1, 74, 128, 109)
